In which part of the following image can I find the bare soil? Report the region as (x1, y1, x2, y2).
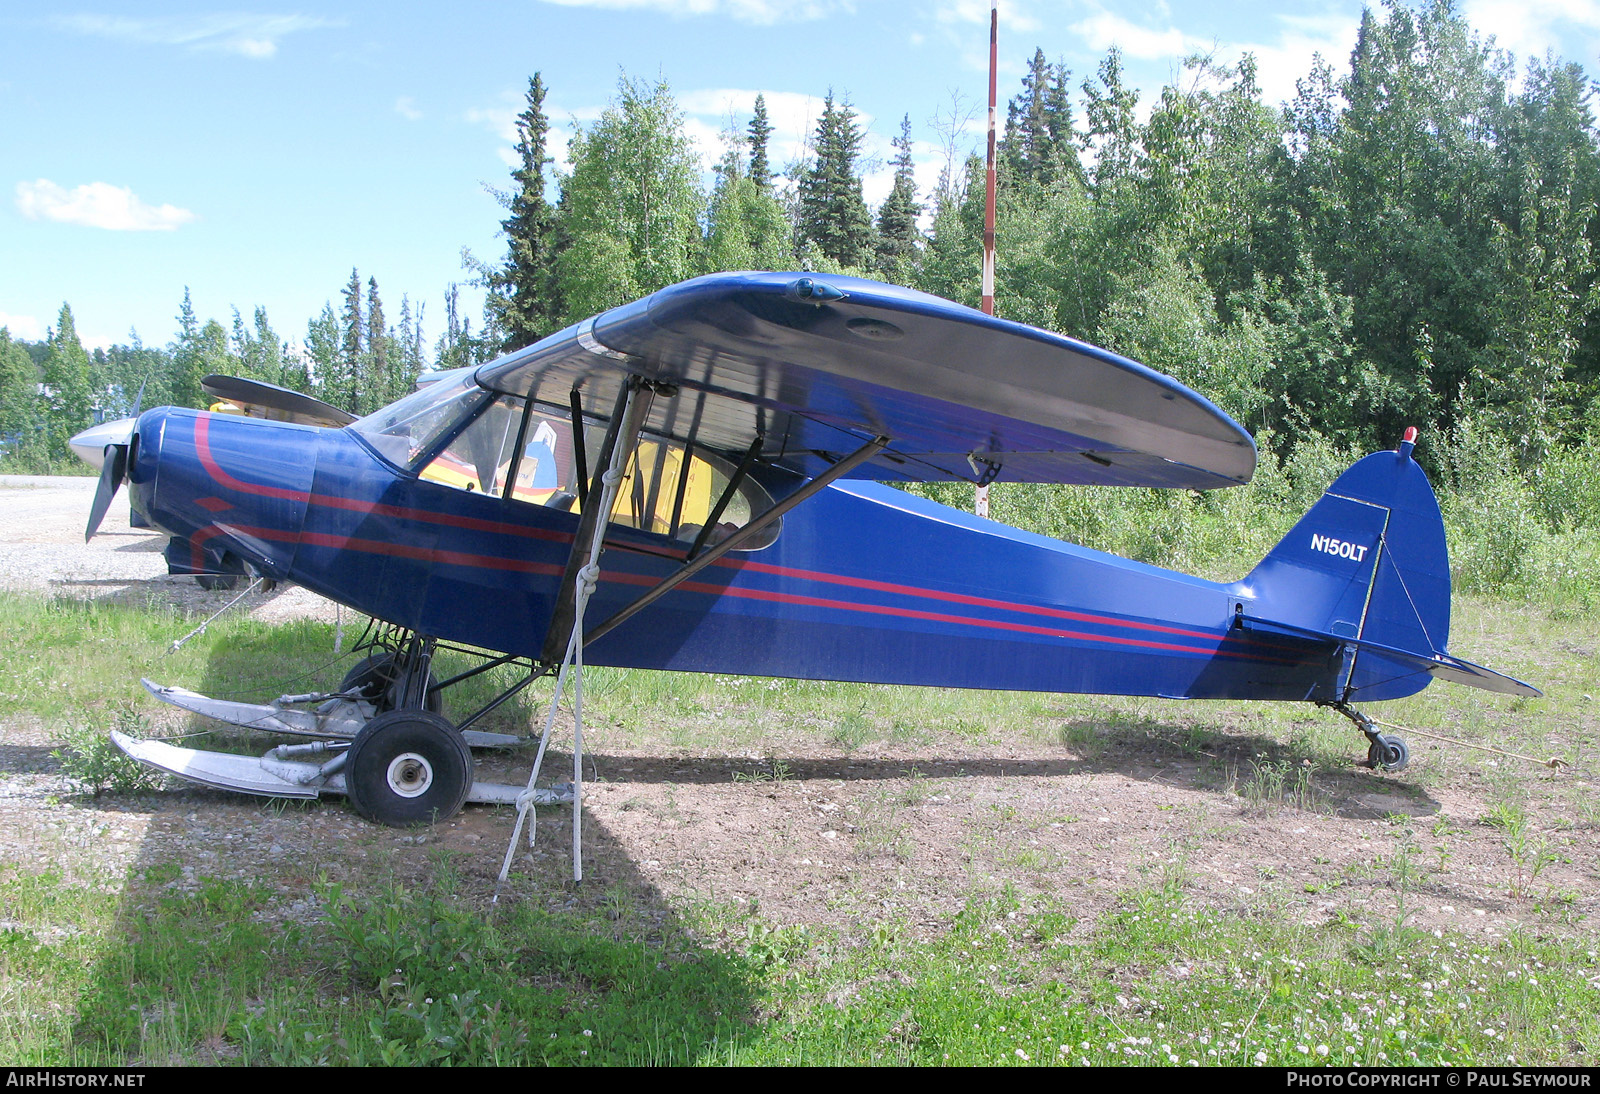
(2, 474, 1595, 945)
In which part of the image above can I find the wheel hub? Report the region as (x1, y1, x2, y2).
(386, 751, 435, 798)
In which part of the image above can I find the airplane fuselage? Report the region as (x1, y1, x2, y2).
(128, 406, 1355, 704)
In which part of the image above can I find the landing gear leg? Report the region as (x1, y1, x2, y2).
(1323, 701, 1409, 772)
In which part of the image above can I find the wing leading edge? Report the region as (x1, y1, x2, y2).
(477, 272, 1256, 490)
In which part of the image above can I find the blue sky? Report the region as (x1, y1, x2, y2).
(4, 1, 1598, 353)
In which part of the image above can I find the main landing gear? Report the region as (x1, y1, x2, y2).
(345, 709, 474, 825)
(114, 630, 572, 824)
(1323, 701, 1410, 772)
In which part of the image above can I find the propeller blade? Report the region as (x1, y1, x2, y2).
(85, 443, 128, 542)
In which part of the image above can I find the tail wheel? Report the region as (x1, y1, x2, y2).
(1368, 734, 1410, 772)
(341, 652, 442, 714)
(344, 710, 473, 826)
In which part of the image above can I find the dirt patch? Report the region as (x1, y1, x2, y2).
(2, 474, 1596, 946)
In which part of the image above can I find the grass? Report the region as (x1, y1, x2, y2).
(8, 866, 1599, 1065)
(2, 587, 1598, 1065)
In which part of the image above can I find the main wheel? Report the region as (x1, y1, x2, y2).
(344, 710, 473, 825)
(340, 652, 443, 714)
(1368, 734, 1410, 772)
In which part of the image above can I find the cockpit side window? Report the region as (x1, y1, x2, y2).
(348, 370, 485, 469)
(593, 433, 779, 552)
(417, 394, 525, 496)
(367, 380, 779, 550)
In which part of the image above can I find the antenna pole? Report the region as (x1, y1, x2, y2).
(977, 0, 998, 519)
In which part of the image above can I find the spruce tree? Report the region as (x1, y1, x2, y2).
(875, 115, 922, 282)
(491, 73, 561, 352)
(748, 93, 774, 191)
(1002, 49, 1081, 187)
(340, 268, 363, 412)
(365, 276, 389, 412)
(797, 91, 875, 270)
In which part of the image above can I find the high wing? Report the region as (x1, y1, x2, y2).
(476, 272, 1256, 489)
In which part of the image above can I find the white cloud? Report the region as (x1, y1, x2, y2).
(466, 104, 519, 143)
(931, 0, 1043, 34)
(1230, 13, 1363, 110)
(1057, 7, 1362, 112)
(537, 0, 852, 25)
(54, 13, 339, 58)
(468, 95, 583, 176)
(15, 179, 197, 231)
(677, 88, 878, 176)
(1070, 11, 1204, 60)
(395, 96, 422, 121)
(0, 313, 44, 341)
(1463, 0, 1600, 65)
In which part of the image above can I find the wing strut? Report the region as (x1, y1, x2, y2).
(501, 377, 653, 890)
(583, 435, 890, 649)
(539, 379, 655, 664)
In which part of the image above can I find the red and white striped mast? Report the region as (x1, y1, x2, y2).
(976, 0, 999, 519)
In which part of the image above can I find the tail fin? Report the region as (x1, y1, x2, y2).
(1236, 432, 1537, 700)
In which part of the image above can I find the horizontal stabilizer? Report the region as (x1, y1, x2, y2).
(1238, 615, 1541, 698)
(202, 374, 355, 428)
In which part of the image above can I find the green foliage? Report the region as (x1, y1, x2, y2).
(0, 327, 44, 468)
(874, 116, 923, 282)
(51, 706, 166, 797)
(1096, 242, 1270, 428)
(557, 75, 705, 324)
(23, 7, 1600, 499)
(486, 73, 563, 353)
(702, 133, 793, 275)
(797, 91, 876, 272)
(41, 304, 92, 459)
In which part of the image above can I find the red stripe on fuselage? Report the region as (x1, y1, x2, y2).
(192, 414, 1286, 662)
(225, 524, 565, 576)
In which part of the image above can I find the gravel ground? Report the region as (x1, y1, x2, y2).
(2, 474, 1596, 943)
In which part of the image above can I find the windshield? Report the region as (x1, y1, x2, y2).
(348, 370, 486, 468)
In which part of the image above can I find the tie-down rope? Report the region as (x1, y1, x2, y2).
(496, 427, 634, 893)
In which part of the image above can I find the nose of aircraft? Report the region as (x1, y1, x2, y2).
(72, 417, 140, 542)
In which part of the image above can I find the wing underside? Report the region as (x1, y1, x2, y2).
(476, 273, 1256, 490)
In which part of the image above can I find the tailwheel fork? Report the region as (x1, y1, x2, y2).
(1323, 701, 1410, 772)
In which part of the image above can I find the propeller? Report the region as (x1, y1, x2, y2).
(85, 441, 130, 542)
(79, 374, 156, 541)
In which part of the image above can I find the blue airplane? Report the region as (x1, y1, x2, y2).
(80, 271, 1538, 827)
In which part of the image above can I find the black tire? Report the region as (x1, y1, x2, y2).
(340, 652, 443, 715)
(195, 552, 245, 591)
(1368, 734, 1410, 772)
(344, 710, 473, 826)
